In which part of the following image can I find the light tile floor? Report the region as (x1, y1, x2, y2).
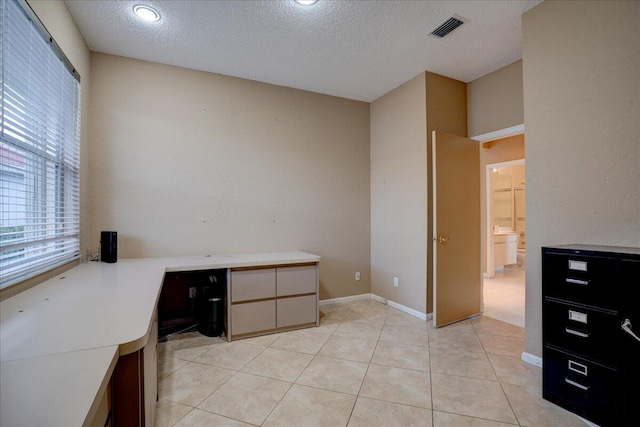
(155, 298, 587, 427)
(483, 268, 525, 327)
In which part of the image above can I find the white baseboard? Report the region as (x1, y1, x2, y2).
(319, 294, 371, 306)
(371, 293, 429, 321)
(387, 299, 429, 321)
(320, 293, 430, 321)
(369, 293, 387, 305)
(521, 351, 542, 368)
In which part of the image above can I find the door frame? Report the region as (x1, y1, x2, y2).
(485, 158, 525, 278)
(470, 124, 524, 314)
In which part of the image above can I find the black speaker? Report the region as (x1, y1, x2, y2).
(100, 231, 117, 263)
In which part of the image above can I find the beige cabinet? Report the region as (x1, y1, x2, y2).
(228, 263, 318, 340)
(231, 268, 276, 301)
(231, 300, 277, 335)
(277, 295, 317, 328)
(276, 265, 316, 296)
(494, 233, 517, 267)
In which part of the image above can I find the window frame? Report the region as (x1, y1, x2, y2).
(0, 0, 82, 289)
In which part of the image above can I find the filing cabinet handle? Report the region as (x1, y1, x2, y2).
(622, 319, 640, 342)
(565, 328, 590, 338)
(565, 278, 590, 286)
(565, 378, 589, 391)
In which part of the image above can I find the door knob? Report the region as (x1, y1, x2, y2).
(436, 235, 450, 244)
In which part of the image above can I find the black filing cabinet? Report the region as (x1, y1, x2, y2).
(542, 245, 640, 427)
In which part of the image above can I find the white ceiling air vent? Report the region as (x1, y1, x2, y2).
(429, 15, 467, 38)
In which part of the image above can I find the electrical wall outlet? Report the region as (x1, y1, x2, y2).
(393, 277, 399, 287)
(189, 287, 196, 298)
(355, 272, 361, 281)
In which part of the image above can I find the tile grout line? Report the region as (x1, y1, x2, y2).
(257, 379, 296, 426)
(156, 300, 530, 426)
(476, 319, 523, 427)
(434, 409, 521, 426)
(428, 323, 435, 427)
(346, 306, 390, 426)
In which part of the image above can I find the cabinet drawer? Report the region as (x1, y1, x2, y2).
(494, 233, 517, 243)
(621, 259, 640, 315)
(231, 268, 276, 302)
(543, 346, 623, 427)
(276, 295, 317, 328)
(543, 252, 619, 309)
(276, 265, 317, 296)
(231, 300, 276, 336)
(543, 300, 622, 366)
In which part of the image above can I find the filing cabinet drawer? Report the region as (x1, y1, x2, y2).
(543, 346, 623, 427)
(621, 259, 640, 314)
(543, 252, 619, 309)
(543, 299, 623, 366)
(276, 264, 317, 296)
(230, 268, 276, 302)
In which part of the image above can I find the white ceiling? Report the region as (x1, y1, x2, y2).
(64, 0, 541, 102)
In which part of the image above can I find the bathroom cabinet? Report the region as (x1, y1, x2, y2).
(494, 233, 517, 267)
(542, 245, 640, 427)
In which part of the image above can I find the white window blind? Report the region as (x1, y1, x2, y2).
(1, 0, 81, 288)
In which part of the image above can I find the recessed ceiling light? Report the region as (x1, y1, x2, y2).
(294, 0, 318, 5)
(133, 5, 160, 22)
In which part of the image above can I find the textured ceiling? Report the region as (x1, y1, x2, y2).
(64, 0, 541, 102)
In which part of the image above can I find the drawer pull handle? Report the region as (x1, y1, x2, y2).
(566, 278, 590, 286)
(565, 378, 589, 391)
(568, 260, 588, 271)
(568, 360, 588, 376)
(565, 328, 590, 338)
(568, 310, 588, 324)
(622, 319, 640, 342)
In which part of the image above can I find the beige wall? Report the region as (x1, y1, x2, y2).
(468, 61, 523, 137)
(482, 134, 525, 166)
(370, 74, 428, 313)
(522, 1, 640, 357)
(370, 72, 466, 315)
(88, 53, 371, 301)
(2, 1, 91, 301)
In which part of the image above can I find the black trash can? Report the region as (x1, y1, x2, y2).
(199, 297, 224, 337)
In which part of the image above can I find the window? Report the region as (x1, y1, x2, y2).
(1, 0, 81, 288)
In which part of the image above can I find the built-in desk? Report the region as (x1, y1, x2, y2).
(0, 251, 320, 426)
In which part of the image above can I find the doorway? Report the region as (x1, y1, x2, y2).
(477, 131, 525, 327)
(484, 160, 525, 327)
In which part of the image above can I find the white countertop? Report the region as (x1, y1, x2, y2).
(0, 251, 320, 425)
(0, 346, 118, 427)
